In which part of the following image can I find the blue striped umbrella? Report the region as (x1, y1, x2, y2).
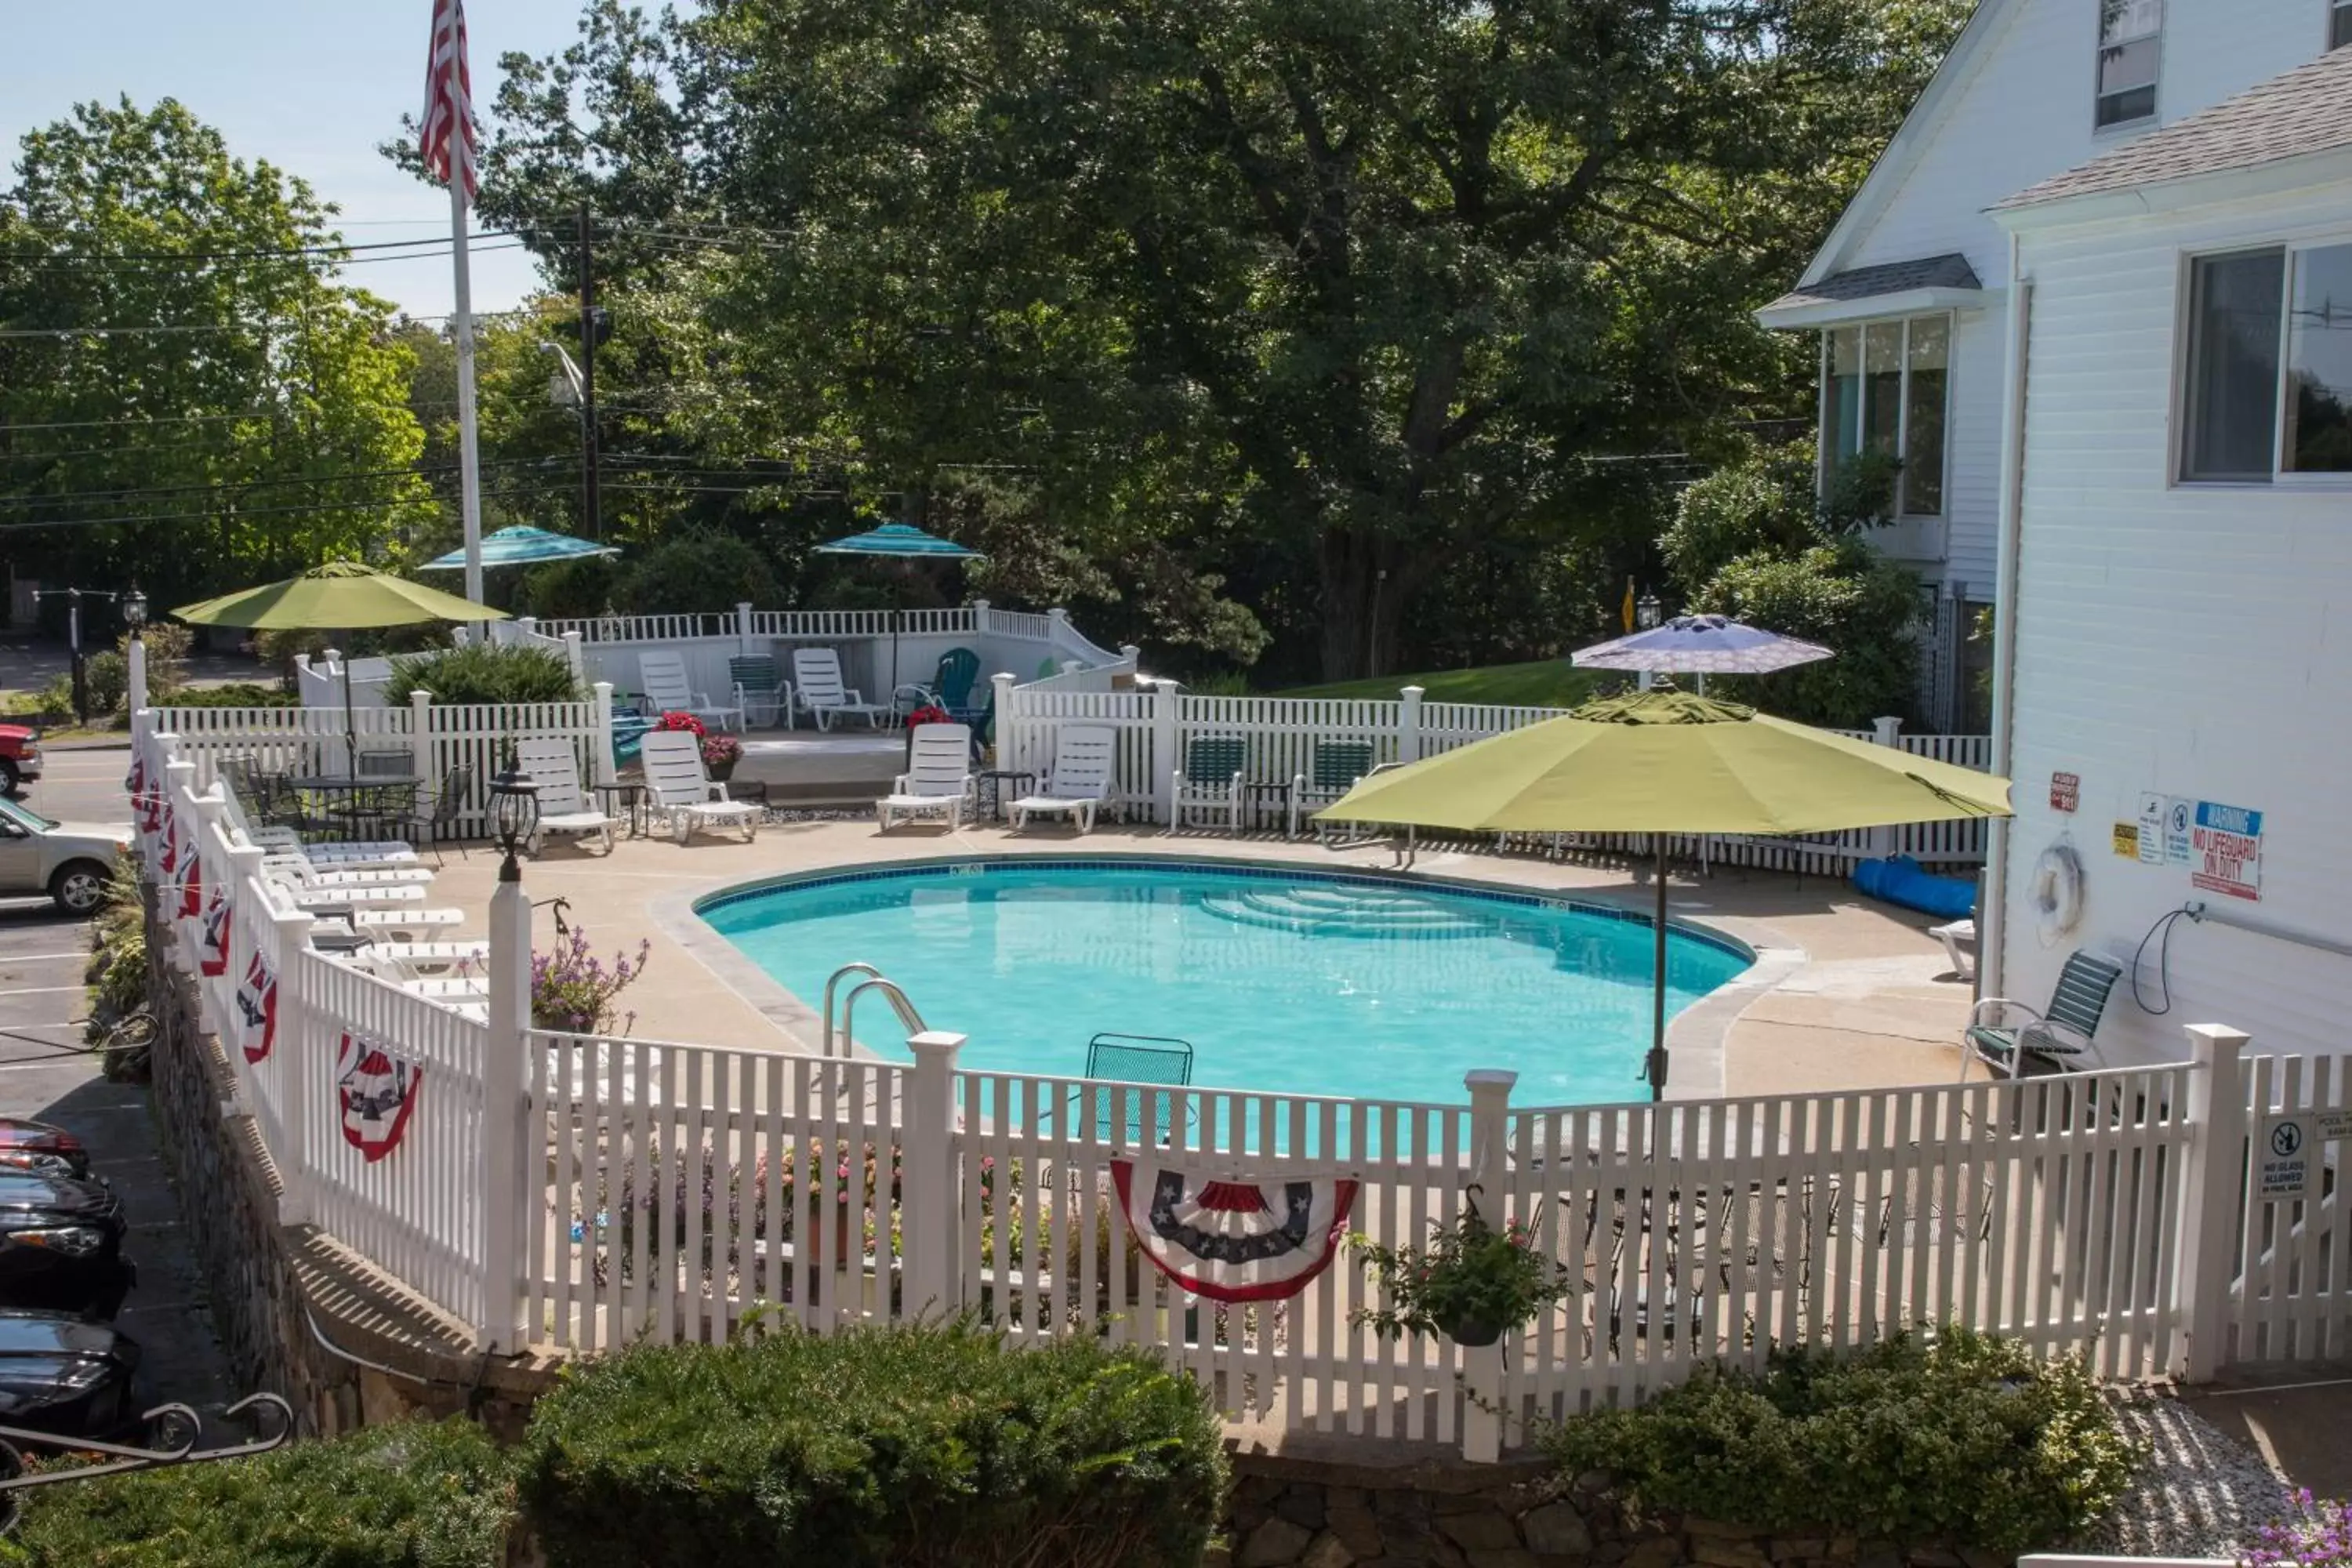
(814, 524, 985, 691)
(417, 525, 620, 572)
(813, 521, 984, 560)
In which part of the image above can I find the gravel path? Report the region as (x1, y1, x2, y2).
(2082, 1392, 2292, 1559)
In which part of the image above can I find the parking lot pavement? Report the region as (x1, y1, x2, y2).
(16, 740, 137, 830)
(0, 901, 237, 1423)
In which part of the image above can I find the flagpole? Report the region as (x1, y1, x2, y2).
(450, 179, 485, 605)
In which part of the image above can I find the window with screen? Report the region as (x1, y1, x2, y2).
(1818, 316, 1951, 517)
(2180, 244, 2352, 481)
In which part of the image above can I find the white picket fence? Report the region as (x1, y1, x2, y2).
(996, 679, 1997, 869)
(147, 731, 493, 1330)
(151, 692, 614, 838)
(130, 711, 2346, 1454)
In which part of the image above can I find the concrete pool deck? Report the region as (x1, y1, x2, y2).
(403, 815, 1980, 1100)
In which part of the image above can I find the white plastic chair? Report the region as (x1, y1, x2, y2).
(788, 647, 892, 731)
(516, 738, 618, 856)
(638, 651, 742, 731)
(1930, 918, 1976, 982)
(877, 724, 975, 830)
(640, 730, 760, 844)
(1010, 726, 1119, 834)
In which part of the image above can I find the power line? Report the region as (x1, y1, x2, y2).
(0, 230, 543, 265)
(0, 456, 562, 510)
(0, 241, 534, 275)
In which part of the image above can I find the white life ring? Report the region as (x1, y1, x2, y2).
(2031, 841, 2085, 946)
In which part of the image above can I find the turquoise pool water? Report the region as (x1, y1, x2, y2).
(697, 859, 1751, 1105)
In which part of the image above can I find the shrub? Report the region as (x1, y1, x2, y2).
(157, 681, 295, 710)
(121, 621, 192, 701)
(517, 1322, 1226, 1568)
(384, 642, 580, 706)
(2247, 1489, 2352, 1568)
(619, 531, 779, 615)
(1692, 539, 1924, 727)
(84, 651, 129, 714)
(1541, 1327, 2141, 1555)
(6, 1416, 514, 1567)
(517, 554, 623, 619)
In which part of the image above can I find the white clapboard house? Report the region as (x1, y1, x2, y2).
(1766, 2, 2352, 1064)
(1758, 0, 2352, 730)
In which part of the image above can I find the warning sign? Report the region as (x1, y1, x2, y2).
(2136, 793, 2166, 866)
(2318, 1110, 2352, 1143)
(2189, 800, 2263, 902)
(2112, 822, 2139, 858)
(2050, 771, 2079, 813)
(2259, 1116, 2317, 1200)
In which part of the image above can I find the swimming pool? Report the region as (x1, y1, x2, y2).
(696, 858, 1751, 1105)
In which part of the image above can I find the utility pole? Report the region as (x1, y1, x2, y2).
(577, 205, 601, 541)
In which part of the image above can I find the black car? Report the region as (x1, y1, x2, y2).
(0, 1309, 141, 1440)
(0, 1173, 132, 1318)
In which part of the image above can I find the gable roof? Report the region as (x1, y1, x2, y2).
(1792, 0, 2015, 288)
(1764, 253, 1982, 314)
(2001, 45, 2352, 209)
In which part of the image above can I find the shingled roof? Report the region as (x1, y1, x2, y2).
(1762, 253, 1983, 314)
(2002, 45, 2352, 209)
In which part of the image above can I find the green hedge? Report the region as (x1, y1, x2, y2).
(5, 1417, 513, 1567)
(1542, 1327, 2140, 1555)
(385, 643, 579, 706)
(518, 1321, 1225, 1568)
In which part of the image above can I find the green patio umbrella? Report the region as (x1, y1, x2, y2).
(1315, 688, 2013, 1098)
(814, 522, 985, 695)
(175, 561, 507, 774)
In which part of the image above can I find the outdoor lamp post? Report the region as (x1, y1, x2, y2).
(121, 588, 147, 640)
(1636, 593, 1663, 631)
(488, 768, 541, 882)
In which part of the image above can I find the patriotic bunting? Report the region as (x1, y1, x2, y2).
(336, 1031, 423, 1163)
(234, 951, 277, 1065)
(197, 883, 231, 978)
(1110, 1158, 1359, 1304)
(179, 843, 204, 920)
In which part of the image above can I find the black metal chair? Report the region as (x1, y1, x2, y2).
(412, 764, 476, 864)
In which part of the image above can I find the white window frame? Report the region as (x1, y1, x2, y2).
(1816, 312, 1955, 521)
(2173, 233, 2352, 490)
(2094, 0, 2164, 132)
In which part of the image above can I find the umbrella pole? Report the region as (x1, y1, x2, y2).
(342, 643, 358, 779)
(1650, 837, 1668, 1102)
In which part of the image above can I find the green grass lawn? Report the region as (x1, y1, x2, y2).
(1278, 658, 1595, 708)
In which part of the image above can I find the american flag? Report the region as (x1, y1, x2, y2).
(420, 0, 477, 201)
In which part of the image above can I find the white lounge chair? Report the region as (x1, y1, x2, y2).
(640, 730, 760, 844)
(638, 650, 742, 732)
(877, 724, 975, 831)
(1931, 918, 1976, 982)
(789, 647, 892, 731)
(1009, 725, 1119, 834)
(517, 738, 618, 857)
(220, 780, 416, 866)
(258, 853, 434, 890)
(263, 861, 429, 908)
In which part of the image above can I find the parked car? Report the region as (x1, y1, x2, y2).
(0, 727, 42, 795)
(0, 797, 128, 915)
(0, 1120, 90, 1181)
(0, 1172, 132, 1317)
(0, 1308, 141, 1440)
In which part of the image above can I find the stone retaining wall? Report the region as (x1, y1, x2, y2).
(1218, 1447, 2010, 1568)
(141, 891, 554, 1439)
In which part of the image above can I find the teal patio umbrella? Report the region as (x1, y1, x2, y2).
(417, 524, 619, 572)
(814, 522, 985, 693)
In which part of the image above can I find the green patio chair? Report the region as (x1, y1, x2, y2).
(729, 656, 790, 728)
(1288, 739, 1375, 840)
(1171, 735, 1247, 836)
(1962, 950, 2123, 1080)
(931, 647, 982, 713)
(1083, 1033, 1193, 1146)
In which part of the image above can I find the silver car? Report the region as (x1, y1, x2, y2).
(0, 799, 129, 915)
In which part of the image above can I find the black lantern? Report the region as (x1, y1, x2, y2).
(488, 768, 540, 880)
(121, 587, 147, 639)
(1635, 592, 1663, 631)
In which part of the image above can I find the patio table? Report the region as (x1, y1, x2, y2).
(976, 769, 1035, 822)
(1240, 780, 1294, 835)
(593, 781, 652, 839)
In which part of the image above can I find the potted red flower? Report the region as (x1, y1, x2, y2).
(701, 733, 743, 782)
(902, 702, 953, 765)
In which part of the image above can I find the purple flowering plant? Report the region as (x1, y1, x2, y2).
(531, 926, 652, 1036)
(2246, 1491, 2352, 1568)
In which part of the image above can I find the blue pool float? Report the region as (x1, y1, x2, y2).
(1853, 855, 1976, 920)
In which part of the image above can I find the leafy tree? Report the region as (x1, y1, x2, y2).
(0, 99, 433, 607)
(448, 0, 1969, 681)
(621, 530, 779, 614)
(1662, 439, 1920, 726)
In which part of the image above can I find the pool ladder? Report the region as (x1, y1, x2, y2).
(819, 962, 930, 1059)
